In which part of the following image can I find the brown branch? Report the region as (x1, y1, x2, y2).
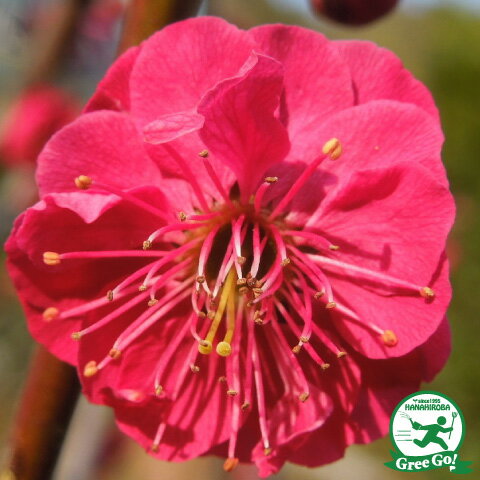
(118, 0, 203, 53)
(26, 0, 92, 85)
(1, 347, 80, 480)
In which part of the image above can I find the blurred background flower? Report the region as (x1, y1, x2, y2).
(1, 1, 479, 479)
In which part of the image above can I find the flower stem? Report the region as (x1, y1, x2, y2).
(1, 347, 80, 480)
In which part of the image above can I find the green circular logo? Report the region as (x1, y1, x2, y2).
(390, 390, 465, 456)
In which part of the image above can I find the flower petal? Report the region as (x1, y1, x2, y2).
(335, 40, 439, 120)
(250, 24, 354, 161)
(143, 111, 205, 144)
(5, 187, 169, 364)
(36, 111, 162, 197)
(310, 162, 454, 357)
(198, 52, 290, 198)
(129, 16, 255, 126)
(84, 46, 140, 113)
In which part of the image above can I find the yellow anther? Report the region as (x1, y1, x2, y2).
(179, 211, 187, 221)
(71, 332, 82, 341)
(83, 361, 98, 378)
(326, 301, 337, 309)
(155, 385, 163, 396)
(227, 389, 238, 397)
(252, 287, 263, 297)
(314, 291, 325, 300)
(106, 290, 114, 301)
(223, 457, 239, 472)
(329, 245, 340, 251)
(216, 341, 232, 357)
(321, 363, 331, 370)
(143, 240, 152, 250)
(151, 443, 160, 453)
(281, 258, 291, 267)
(420, 286, 435, 299)
(43, 252, 61, 266)
(382, 330, 398, 347)
(196, 275, 206, 284)
(74, 175, 92, 190)
(322, 138, 342, 160)
(109, 348, 122, 359)
(148, 298, 158, 307)
(265, 176, 278, 183)
(337, 351, 347, 358)
(239, 286, 249, 295)
(237, 256, 246, 265)
(292, 345, 301, 354)
(190, 365, 200, 373)
(198, 340, 212, 355)
(207, 310, 216, 320)
(299, 392, 310, 402)
(42, 307, 59, 322)
(236, 278, 247, 286)
(197, 311, 206, 319)
(264, 447, 272, 456)
(218, 376, 227, 383)
(241, 401, 250, 410)
(299, 336, 309, 343)
(138, 285, 147, 292)
(198, 150, 209, 158)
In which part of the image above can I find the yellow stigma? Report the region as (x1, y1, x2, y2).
(216, 341, 232, 357)
(43, 251, 61, 266)
(83, 360, 98, 377)
(322, 138, 342, 160)
(199, 270, 236, 355)
(42, 307, 59, 322)
(382, 330, 398, 347)
(420, 286, 435, 299)
(198, 340, 212, 355)
(74, 175, 92, 190)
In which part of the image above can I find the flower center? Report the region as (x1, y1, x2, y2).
(41, 138, 436, 468)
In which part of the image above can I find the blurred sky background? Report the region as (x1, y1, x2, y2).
(1, 0, 479, 479)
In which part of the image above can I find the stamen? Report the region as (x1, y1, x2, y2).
(252, 335, 271, 453)
(42, 307, 59, 322)
(162, 144, 210, 212)
(269, 138, 341, 220)
(322, 137, 342, 159)
(43, 252, 61, 265)
(199, 151, 234, 208)
(382, 329, 398, 347)
(74, 175, 92, 189)
(83, 360, 98, 377)
(309, 254, 434, 297)
(196, 224, 221, 294)
(254, 178, 276, 214)
(78, 177, 170, 221)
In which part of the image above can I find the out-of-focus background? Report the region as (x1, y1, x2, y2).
(0, 0, 478, 478)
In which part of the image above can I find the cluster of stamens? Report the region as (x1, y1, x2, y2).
(41, 138, 436, 469)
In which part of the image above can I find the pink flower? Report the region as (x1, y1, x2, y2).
(0, 84, 79, 166)
(6, 17, 454, 476)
